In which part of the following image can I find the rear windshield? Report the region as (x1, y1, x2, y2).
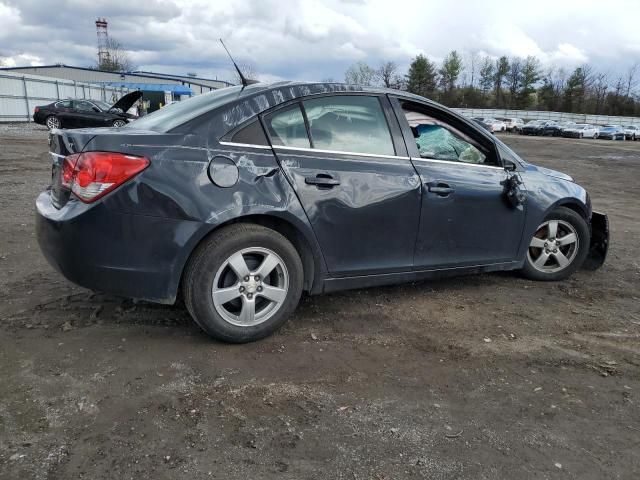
(129, 85, 245, 132)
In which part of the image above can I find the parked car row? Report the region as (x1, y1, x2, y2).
(467, 116, 639, 141)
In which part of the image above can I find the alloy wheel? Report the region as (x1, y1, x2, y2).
(46, 116, 61, 130)
(112, 120, 127, 128)
(527, 220, 579, 274)
(211, 247, 289, 327)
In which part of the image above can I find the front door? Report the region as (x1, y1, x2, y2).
(72, 100, 107, 127)
(391, 97, 526, 269)
(263, 95, 422, 277)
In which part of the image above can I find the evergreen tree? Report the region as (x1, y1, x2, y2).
(563, 67, 589, 112)
(406, 54, 438, 98)
(439, 50, 463, 93)
(517, 56, 542, 109)
(494, 56, 510, 107)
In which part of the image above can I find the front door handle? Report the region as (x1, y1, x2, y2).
(305, 174, 340, 188)
(426, 181, 455, 196)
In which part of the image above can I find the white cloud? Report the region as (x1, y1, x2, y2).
(1, 0, 639, 82)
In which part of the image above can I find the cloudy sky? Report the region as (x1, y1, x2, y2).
(1, 0, 639, 83)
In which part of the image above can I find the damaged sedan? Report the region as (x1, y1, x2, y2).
(36, 82, 609, 342)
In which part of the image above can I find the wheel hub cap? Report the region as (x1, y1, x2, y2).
(211, 247, 289, 327)
(242, 277, 259, 294)
(527, 220, 579, 273)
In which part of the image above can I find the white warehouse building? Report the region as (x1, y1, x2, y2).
(0, 64, 234, 114)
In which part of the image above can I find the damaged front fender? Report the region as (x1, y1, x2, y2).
(583, 211, 609, 270)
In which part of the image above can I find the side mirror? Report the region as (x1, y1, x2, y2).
(92, 106, 100, 112)
(504, 159, 517, 171)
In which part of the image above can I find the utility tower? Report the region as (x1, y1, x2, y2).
(96, 18, 110, 67)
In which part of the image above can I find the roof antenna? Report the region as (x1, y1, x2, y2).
(219, 39, 257, 87)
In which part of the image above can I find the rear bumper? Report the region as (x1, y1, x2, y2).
(35, 190, 205, 304)
(583, 211, 609, 270)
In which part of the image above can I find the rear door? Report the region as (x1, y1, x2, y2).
(390, 96, 526, 269)
(52, 100, 75, 127)
(262, 94, 422, 277)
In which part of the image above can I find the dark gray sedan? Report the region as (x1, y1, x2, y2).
(36, 82, 609, 342)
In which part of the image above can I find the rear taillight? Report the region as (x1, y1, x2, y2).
(61, 152, 149, 203)
(34, 106, 40, 113)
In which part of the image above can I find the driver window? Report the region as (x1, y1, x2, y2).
(402, 106, 490, 165)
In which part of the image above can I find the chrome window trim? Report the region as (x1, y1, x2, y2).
(273, 145, 409, 161)
(411, 157, 505, 170)
(218, 141, 272, 150)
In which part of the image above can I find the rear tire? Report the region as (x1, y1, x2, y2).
(45, 116, 61, 130)
(521, 207, 590, 281)
(183, 224, 303, 343)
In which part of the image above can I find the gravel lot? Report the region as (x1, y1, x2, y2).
(1, 125, 639, 479)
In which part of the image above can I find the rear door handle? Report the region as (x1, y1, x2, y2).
(426, 181, 455, 196)
(305, 174, 340, 188)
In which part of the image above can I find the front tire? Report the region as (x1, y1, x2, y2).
(521, 207, 590, 281)
(112, 119, 127, 128)
(183, 224, 303, 343)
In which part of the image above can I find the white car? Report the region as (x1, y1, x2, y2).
(561, 124, 599, 139)
(476, 117, 506, 133)
(623, 125, 639, 140)
(502, 118, 525, 132)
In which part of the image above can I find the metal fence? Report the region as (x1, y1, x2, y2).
(0, 71, 131, 122)
(453, 108, 640, 126)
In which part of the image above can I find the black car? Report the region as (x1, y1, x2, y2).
(33, 91, 142, 130)
(521, 120, 553, 136)
(35, 82, 609, 343)
(542, 122, 575, 136)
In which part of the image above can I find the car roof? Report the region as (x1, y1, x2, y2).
(132, 80, 445, 134)
(222, 80, 436, 102)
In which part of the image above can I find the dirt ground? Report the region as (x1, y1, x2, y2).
(0, 124, 638, 480)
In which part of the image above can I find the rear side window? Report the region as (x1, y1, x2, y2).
(55, 100, 72, 108)
(264, 103, 310, 148)
(303, 96, 395, 156)
(226, 119, 269, 145)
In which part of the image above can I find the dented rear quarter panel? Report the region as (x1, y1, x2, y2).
(81, 124, 326, 301)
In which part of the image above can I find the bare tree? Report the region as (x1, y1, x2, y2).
(345, 61, 376, 86)
(229, 63, 257, 85)
(465, 51, 480, 88)
(507, 57, 522, 104)
(377, 61, 399, 88)
(625, 62, 639, 97)
(591, 71, 609, 114)
(97, 37, 136, 72)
